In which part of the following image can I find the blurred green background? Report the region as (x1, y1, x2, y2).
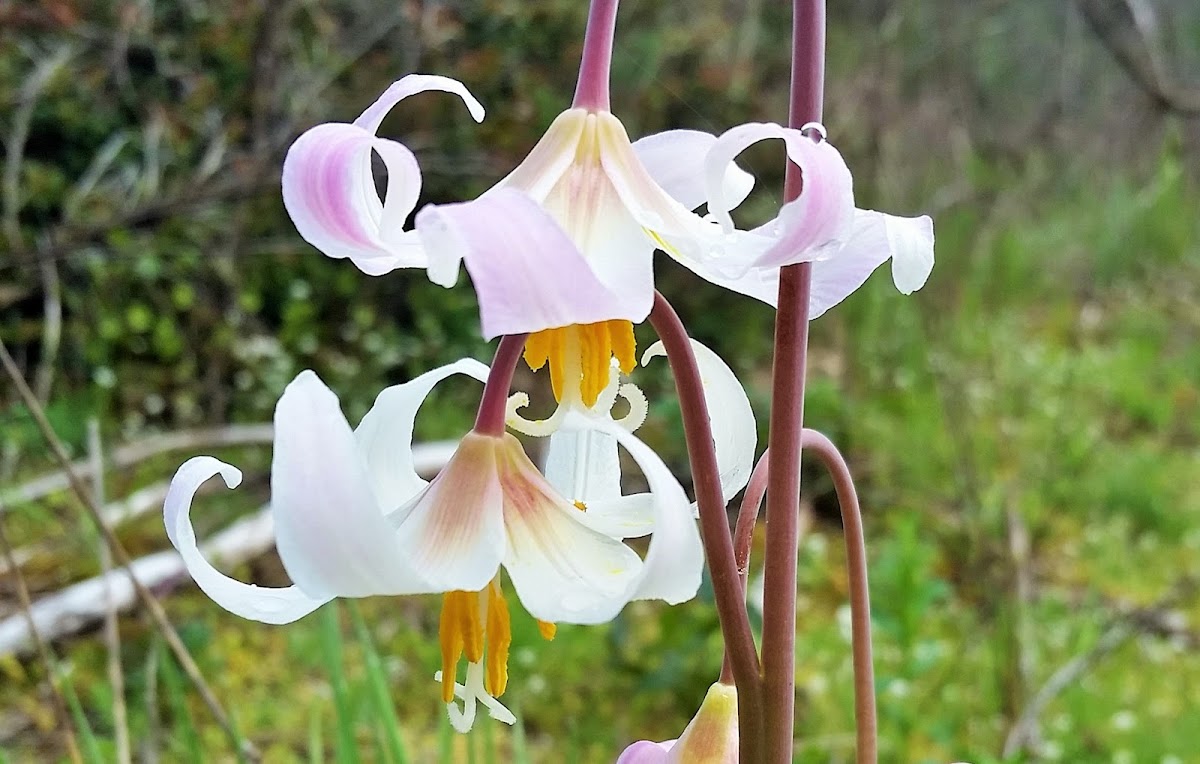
(2, 0, 1198, 761)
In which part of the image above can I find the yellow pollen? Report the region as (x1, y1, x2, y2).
(573, 500, 587, 511)
(438, 584, 513, 703)
(484, 583, 511, 697)
(524, 320, 636, 407)
(536, 620, 558, 641)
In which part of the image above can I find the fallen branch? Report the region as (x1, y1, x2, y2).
(0, 440, 455, 656)
(2, 424, 274, 509)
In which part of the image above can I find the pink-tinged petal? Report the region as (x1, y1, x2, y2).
(282, 123, 426, 275)
(615, 740, 675, 764)
(415, 189, 646, 338)
(353, 74, 485, 135)
(705, 122, 855, 269)
(495, 109, 588, 201)
(392, 432, 507, 593)
(356, 358, 490, 512)
(497, 433, 643, 624)
(642, 339, 756, 504)
(164, 456, 330, 624)
(632, 129, 754, 213)
(272, 371, 430, 597)
(283, 74, 483, 277)
(809, 209, 934, 317)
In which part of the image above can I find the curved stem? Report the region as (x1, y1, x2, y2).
(571, 0, 618, 111)
(719, 448, 770, 686)
(732, 434, 877, 761)
(735, 449, 771, 591)
(647, 292, 763, 761)
(760, 1, 825, 760)
(473, 334, 527, 436)
(802, 430, 876, 764)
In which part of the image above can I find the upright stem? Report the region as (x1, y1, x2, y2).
(647, 292, 764, 763)
(473, 334, 528, 436)
(572, 0, 618, 111)
(802, 430, 876, 764)
(760, 1, 825, 761)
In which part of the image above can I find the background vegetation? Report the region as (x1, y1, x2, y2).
(2, 0, 1198, 761)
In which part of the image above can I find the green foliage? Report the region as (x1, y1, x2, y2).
(2, 1, 1200, 763)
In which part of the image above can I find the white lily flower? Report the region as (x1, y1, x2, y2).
(164, 360, 706, 732)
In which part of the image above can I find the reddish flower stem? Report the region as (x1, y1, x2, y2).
(648, 292, 763, 763)
(719, 448, 770, 686)
(473, 334, 528, 436)
(760, 0, 825, 760)
(801, 430, 877, 764)
(572, 0, 618, 111)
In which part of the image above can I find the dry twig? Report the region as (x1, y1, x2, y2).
(0, 337, 258, 760)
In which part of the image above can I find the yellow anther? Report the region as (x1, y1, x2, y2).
(484, 583, 511, 697)
(524, 320, 636, 407)
(606, 319, 636, 374)
(573, 500, 587, 511)
(438, 582, 514, 703)
(536, 620, 558, 641)
(438, 591, 469, 702)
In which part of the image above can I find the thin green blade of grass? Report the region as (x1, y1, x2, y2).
(346, 602, 409, 764)
(439, 712, 454, 763)
(319, 604, 361, 764)
(58, 666, 105, 764)
(308, 706, 324, 764)
(512, 711, 530, 764)
(158, 650, 204, 764)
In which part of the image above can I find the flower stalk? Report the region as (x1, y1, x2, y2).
(473, 334, 529, 435)
(801, 430, 877, 763)
(759, 0, 826, 761)
(572, 0, 618, 111)
(648, 292, 764, 762)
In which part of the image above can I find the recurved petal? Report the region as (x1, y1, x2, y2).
(271, 371, 430, 598)
(705, 122, 855, 269)
(632, 129, 754, 213)
(353, 74, 485, 135)
(282, 123, 426, 276)
(391, 432, 508, 593)
(642, 339, 757, 503)
(356, 358, 491, 512)
(883, 212, 934, 294)
(164, 456, 330, 624)
(415, 189, 647, 338)
(808, 209, 934, 318)
(603, 415, 703, 608)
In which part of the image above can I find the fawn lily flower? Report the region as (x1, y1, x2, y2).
(615, 683, 739, 764)
(282, 0, 753, 409)
(163, 360, 703, 732)
(631, 121, 935, 319)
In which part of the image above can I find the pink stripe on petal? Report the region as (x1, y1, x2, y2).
(392, 432, 507, 593)
(282, 124, 426, 275)
(704, 122, 855, 269)
(415, 189, 646, 339)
